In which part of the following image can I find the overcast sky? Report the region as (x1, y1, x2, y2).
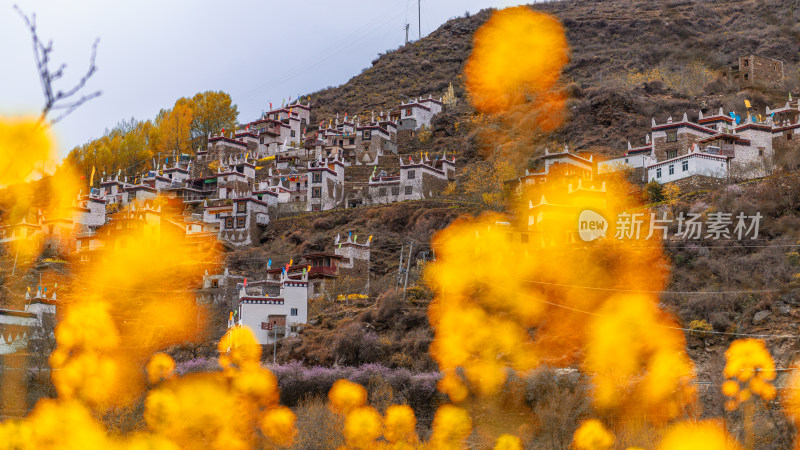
(1, 0, 524, 158)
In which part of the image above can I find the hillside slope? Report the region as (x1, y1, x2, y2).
(309, 0, 800, 157)
(258, 0, 800, 403)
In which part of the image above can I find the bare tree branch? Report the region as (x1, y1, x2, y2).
(14, 5, 101, 125)
(50, 92, 102, 124)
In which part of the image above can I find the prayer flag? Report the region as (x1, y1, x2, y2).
(744, 99, 751, 108)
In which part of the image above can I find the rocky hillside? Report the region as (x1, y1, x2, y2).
(309, 0, 800, 158)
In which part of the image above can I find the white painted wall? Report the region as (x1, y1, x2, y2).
(648, 153, 728, 183)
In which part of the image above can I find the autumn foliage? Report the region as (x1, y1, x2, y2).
(65, 90, 238, 183)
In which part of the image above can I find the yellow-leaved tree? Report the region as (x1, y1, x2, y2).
(188, 91, 239, 150)
(463, 156, 517, 209)
(154, 99, 194, 158)
(64, 91, 239, 177)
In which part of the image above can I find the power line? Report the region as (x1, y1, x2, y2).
(519, 277, 791, 295)
(480, 280, 800, 340)
(238, 0, 406, 98)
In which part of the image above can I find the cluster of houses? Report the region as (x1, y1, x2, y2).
(511, 96, 800, 188)
(0, 96, 449, 350)
(0, 94, 453, 257)
(92, 95, 453, 247)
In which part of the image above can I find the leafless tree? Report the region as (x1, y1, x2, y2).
(14, 5, 101, 125)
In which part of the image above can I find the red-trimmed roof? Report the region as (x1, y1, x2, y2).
(253, 190, 280, 197)
(357, 125, 390, 134)
(125, 185, 157, 192)
(402, 103, 431, 112)
(399, 162, 446, 176)
(698, 115, 734, 124)
(208, 136, 248, 147)
(233, 197, 274, 208)
(303, 252, 343, 259)
(647, 152, 730, 169)
(626, 146, 653, 155)
(773, 123, 800, 133)
(652, 121, 717, 135)
(735, 123, 772, 132)
(248, 118, 290, 129)
(164, 167, 189, 173)
(696, 133, 751, 145)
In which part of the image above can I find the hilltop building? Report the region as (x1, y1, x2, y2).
(510, 146, 594, 190)
(724, 55, 785, 88)
(396, 95, 444, 130)
(229, 271, 309, 346)
(597, 98, 800, 184)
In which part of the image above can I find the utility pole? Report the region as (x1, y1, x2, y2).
(11, 245, 19, 276)
(273, 321, 278, 364)
(418, 0, 422, 40)
(396, 243, 405, 292)
(402, 242, 413, 301)
(404, 24, 410, 45)
(365, 254, 371, 297)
